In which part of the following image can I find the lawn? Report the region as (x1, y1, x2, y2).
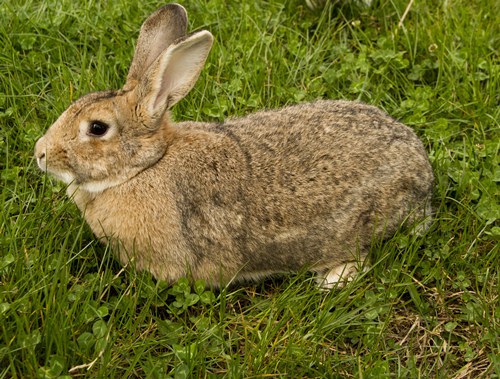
(1, 0, 499, 377)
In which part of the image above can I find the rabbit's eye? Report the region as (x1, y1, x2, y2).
(88, 121, 109, 137)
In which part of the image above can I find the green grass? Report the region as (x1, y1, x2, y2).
(1, 0, 499, 377)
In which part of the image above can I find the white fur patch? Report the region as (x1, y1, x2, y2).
(44, 168, 75, 185)
(80, 178, 124, 193)
(316, 262, 359, 289)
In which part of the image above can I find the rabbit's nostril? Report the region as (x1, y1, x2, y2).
(36, 152, 48, 171)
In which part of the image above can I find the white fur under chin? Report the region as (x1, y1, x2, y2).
(79, 178, 125, 193)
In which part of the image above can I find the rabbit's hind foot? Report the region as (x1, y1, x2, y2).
(315, 261, 362, 289)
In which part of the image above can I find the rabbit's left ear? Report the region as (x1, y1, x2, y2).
(136, 30, 214, 121)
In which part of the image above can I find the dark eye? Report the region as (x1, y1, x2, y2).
(88, 121, 109, 137)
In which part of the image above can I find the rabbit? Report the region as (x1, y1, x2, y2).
(34, 3, 433, 288)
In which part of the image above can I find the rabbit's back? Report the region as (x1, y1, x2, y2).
(168, 100, 433, 281)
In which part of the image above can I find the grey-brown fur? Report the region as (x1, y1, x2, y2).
(34, 4, 433, 287)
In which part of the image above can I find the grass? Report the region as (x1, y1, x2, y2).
(1, 0, 499, 377)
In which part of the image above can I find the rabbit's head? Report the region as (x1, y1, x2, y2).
(35, 4, 213, 193)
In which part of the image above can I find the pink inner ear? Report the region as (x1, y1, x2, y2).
(151, 37, 212, 113)
(153, 53, 185, 110)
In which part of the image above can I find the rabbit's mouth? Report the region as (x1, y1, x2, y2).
(34, 149, 74, 185)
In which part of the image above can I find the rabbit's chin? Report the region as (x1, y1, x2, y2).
(46, 169, 122, 194)
(44, 167, 117, 193)
(43, 169, 75, 185)
(48, 169, 125, 194)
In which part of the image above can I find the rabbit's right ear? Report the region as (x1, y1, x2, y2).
(135, 30, 214, 123)
(126, 4, 188, 87)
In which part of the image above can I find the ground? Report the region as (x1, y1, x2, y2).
(0, 0, 498, 377)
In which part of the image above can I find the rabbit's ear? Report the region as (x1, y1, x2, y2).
(137, 30, 214, 121)
(126, 4, 188, 86)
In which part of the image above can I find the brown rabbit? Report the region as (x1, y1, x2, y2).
(34, 3, 433, 288)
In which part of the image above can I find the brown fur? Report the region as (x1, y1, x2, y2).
(34, 4, 433, 287)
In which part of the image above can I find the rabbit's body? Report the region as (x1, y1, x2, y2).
(70, 99, 432, 285)
(35, 4, 433, 287)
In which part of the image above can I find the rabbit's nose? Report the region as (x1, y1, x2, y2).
(36, 151, 47, 171)
(34, 137, 45, 157)
(34, 138, 48, 170)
